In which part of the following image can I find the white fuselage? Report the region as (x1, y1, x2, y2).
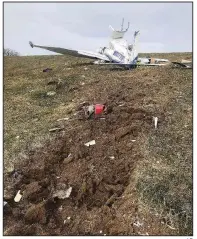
(99, 38, 138, 64)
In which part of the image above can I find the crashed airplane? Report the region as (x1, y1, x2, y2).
(29, 19, 170, 69)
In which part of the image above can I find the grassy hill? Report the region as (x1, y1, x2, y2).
(4, 53, 192, 235)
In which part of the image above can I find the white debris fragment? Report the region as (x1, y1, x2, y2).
(81, 82, 85, 85)
(118, 103, 125, 107)
(57, 117, 69, 122)
(133, 221, 144, 227)
(153, 116, 158, 129)
(4, 201, 7, 206)
(131, 140, 136, 142)
(84, 140, 96, 147)
(64, 187, 72, 198)
(47, 91, 56, 96)
(99, 230, 103, 234)
(53, 186, 72, 199)
(166, 224, 176, 230)
(49, 127, 63, 132)
(67, 216, 71, 220)
(109, 156, 115, 159)
(139, 232, 149, 236)
(16, 136, 20, 139)
(59, 205, 63, 211)
(84, 67, 88, 70)
(14, 190, 22, 202)
(81, 75, 86, 78)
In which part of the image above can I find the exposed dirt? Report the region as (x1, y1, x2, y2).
(4, 99, 157, 235)
(4, 53, 192, 235)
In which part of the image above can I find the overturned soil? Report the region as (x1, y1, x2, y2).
(4, 54, 192, 235)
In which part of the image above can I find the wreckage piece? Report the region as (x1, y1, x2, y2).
(52, 185, 72, 199)
(171, 61, 192, 69)
(29, 19, 172, 69)
(84, 140, 96, 147)
(83, 104, 106, 119)
(14, 190, 22, 202)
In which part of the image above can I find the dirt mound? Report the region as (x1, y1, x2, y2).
(4, 91, 160, 235)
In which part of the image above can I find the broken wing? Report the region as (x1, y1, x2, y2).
(29, 41, 110, 61)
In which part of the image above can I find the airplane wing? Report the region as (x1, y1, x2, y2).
(29, 41, 110, 61)
(94, 62, 169, 67)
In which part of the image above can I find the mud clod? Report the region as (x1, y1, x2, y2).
(24, 202, 47, 224)
(24, 181, 42, 200)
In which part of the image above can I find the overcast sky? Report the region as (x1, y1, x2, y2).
(4, 2, 192, 55)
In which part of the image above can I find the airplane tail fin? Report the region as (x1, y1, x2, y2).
(133, 31, 140, 50)
(129, 31, 140, 64)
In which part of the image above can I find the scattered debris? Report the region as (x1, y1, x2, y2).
(14, 190, 22, 202)
(133, 221, 144, 227)
(4, 201, 7, 206)
(139, 232, 149, 236)
(67, 216, 71, 220)
(16, 135, 20, 139)
(95, 104, 106, 115)
(118, 103, 125, 107)
(153, 116, 158, 129)
(83, 104, 107, 119)
(43, 68, 52, 72)
(53, 186, 72, 199)
(47, 91, 56, 96)
(49, 127, 64, 132)
(109, 156, 115, 159)
(166, 224, 176, 230)
(57, 117, 69, 122)
(83, 105, 95, 119)
(131, 139, 136, 142)
(84, 140, 96, 147)
(172, 61, 192, 69)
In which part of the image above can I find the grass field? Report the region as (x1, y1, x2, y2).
(4, 53, 192, 235)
